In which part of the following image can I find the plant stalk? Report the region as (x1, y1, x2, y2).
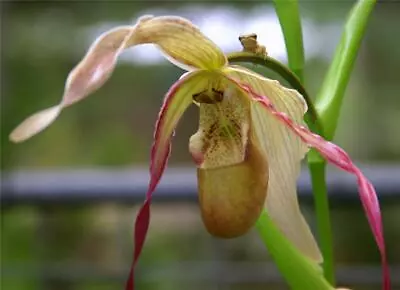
(308, 152, 335, 285)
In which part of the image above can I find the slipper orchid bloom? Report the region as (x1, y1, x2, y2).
(9, 15, 388, 289)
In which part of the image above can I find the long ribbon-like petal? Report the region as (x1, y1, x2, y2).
(235, 79, 390, 290)
(126, 70, 215, 290)
(10, 16, 226, 143)
(9, 25, 135, 142)
(224, 66, 322, 262)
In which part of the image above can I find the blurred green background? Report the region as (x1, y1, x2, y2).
(1, 1, 400, 290)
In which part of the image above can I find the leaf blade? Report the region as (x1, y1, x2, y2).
(315, 0, 376, 140)
(256, 211, 333, 290)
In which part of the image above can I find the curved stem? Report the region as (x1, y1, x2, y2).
(227, 52, 323, 135)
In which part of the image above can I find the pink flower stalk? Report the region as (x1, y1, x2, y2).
(9, 15, 389, 290)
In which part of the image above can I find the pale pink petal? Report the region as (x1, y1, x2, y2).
(9, 106, 61, 142)
(235, 79, 390, 290)
(10, 15, 226, 143)
(9, 24, 136, 143)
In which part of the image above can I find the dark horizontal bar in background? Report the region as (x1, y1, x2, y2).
(2, 262, 399, 285)
(1, 165, 400, 205)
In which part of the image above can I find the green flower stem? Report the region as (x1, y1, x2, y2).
(255, 211, 333, 290)
(228, 52, 335, 284)
(272, 0, 305, 81)
(307, 155, 335, 284)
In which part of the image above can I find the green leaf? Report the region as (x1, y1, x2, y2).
(272, 0, 335, 284)
(256, 211, 334, 290)
(273, 0, 305, 81)
(315, 0, 376, 140)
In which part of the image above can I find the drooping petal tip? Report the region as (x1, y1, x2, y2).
(9, 106, 61, 143)
(9, 25, 136, 143)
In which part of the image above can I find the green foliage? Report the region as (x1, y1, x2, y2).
(256, 212, 333, 290)
(315, 0, 376, 140)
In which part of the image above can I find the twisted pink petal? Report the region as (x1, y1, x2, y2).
(125, 71, 204, 289)
(238, 82, 390, 290)
(125, 82, 178, 290)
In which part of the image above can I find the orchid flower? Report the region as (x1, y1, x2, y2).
(10, 15, 388, 289)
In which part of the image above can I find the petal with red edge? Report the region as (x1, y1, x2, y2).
(126, 70, 219, 290)
(223, 66, 322, 262)
(235, 77, 390, 290)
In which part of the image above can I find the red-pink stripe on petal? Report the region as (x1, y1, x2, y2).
(125, 87, 178, 290)
(125, 72, 202, 290)
(235, 81, 390, 290)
